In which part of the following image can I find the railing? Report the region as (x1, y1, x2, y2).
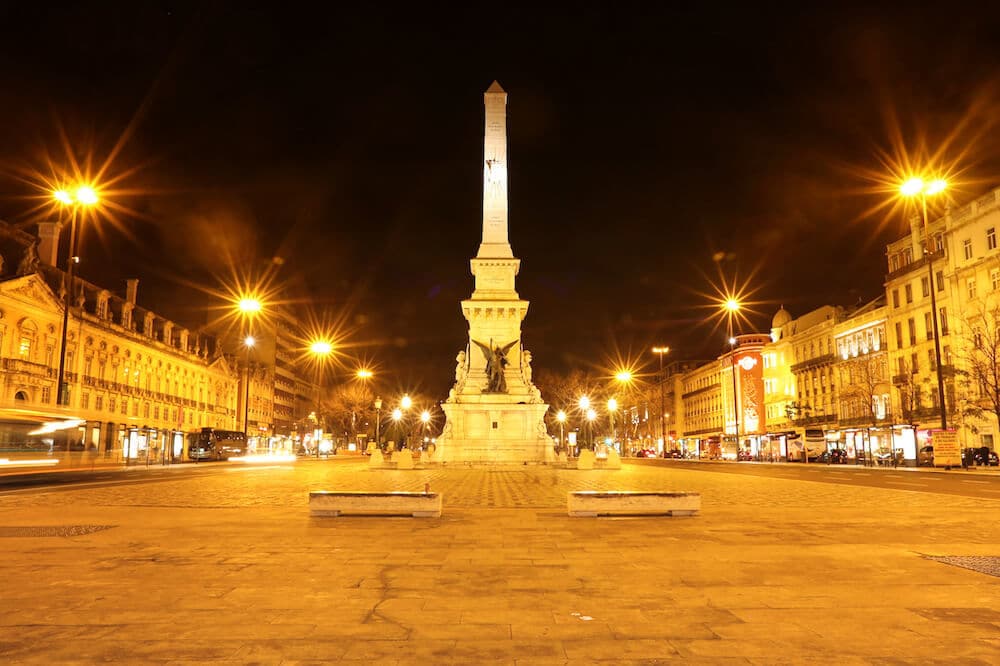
(953, 203, 972, 220)
(976, 191, 998, 211)
(2, 358, 56, 378)
(790, 354, 837, 373)
(885, 250, 943, 283)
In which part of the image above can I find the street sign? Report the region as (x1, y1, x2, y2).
(931, 430, 961, 468)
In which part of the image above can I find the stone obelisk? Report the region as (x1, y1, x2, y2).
(436, 81, 551, 464)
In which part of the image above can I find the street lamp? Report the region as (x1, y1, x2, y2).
(723, 296, 742, 461)
(420, 409, 431, 448)
(238, 296, 261, 439)
(243, 335, 255, 439)
(556, 410, 566, 454)
(652, 346, 670, 451)
(373, 396, 383, 449)
(729, 336, 739, 460)
(578, 396, 591, 450)
(586, 408, 597, 450)
(309, 340, 333, 457)
(607, 397, 618, 454)
(391, 407, 403, 450)
(900, 176, 949, 432)
(53, 185, 99, 406)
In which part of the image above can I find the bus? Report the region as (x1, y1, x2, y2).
(187, 428, 247, 461)
(787, 428, 826, 462)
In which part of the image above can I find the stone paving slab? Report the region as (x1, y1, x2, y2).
(0, 460, 997, 663)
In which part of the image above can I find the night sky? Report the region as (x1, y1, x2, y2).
(2, 3, 1000, 398)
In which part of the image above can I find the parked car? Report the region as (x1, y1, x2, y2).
(737, 450, 754, 461)
(963, 447, 999, 467)
(917, 445, 934, 466)
(635, 448, 657, 458)
(663, 449, 683, 459)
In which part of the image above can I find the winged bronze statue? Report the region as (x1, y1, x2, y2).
(472, 338, 518, 393)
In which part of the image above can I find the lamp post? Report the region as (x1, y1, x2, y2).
(374, 397, 383, 450)
(578, 396, 591, 450)
(556, 410, 566, 454)
(391, 407, 403, 451)
(652, 346, 670, 452)
(420, 409, 431, 449)
(237, 296, 262, 439)
(729, 336, 740, 460)
(309, 340, 333, 457)
(243, 335, 255, 439)
(586, 408, 597, 449)
(724, 296, 741, 461)
(53, 185, 99, 407)
(607, 397, 618, 455)
(900, 177, 949, 432)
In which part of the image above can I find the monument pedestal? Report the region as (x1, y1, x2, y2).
(438, 398, 550, 464)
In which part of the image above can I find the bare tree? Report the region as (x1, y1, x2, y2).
(838, 350, 890, 463)
(953, 298, 1000, 434)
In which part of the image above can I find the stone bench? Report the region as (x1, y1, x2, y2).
(567, 491, 700, 517)
(309, 491, 442, 518)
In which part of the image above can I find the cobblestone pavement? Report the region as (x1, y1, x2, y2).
(0, 459, 997, 664)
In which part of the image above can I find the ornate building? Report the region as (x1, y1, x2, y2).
(0, 220, 239, 460)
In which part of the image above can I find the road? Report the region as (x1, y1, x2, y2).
(631, 457, 1000, 499)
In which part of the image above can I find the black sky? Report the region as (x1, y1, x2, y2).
(2, 2, 1000, 397)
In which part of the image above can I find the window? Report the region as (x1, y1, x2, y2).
(989, 227, 997, 251)
(911, 352, 919, 373)
(928, 349, 937, 372)
(936, 270, 944, 292)
(95, 395, 103, 411)
(935, 234, 945, 253)
(902, 248, 912, 265)
(82, 392, 90, 409)
(907, 318, 916, 345)
(905, 284, 913, 304)
(121, 399, 128, 415)
(967, 278, 977, 300)
(963, 238, 973, 260)
(943, 345, 952, 365)
(898, 357, 906, 375)
(892, 289, 900, 308)
(18, 333, 33, 360)
(940, 308, 949, 335)
(921, 276, 930, 297)
(42, 386, 51, 403)
(108, 397, 116, 413)
(924, 312, 934, 340)
(895, 322, 904, 349)
(889, 254, 900, 272)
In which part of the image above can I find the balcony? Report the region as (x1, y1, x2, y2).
(885, 249, 944, 283)
(791, 354, 837, 373)
(3, 358, 55, 378)
(793, 414, 838, 427)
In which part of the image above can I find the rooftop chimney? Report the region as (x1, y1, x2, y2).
(36, 222, 62, 267)
(126, 278, 139, 304)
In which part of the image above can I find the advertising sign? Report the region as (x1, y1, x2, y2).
(931, 430, 961, 468)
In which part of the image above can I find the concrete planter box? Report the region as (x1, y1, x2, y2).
(567, 491, 700, 517)
(309, 491, 442, 518)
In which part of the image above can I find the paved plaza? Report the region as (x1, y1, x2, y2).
(0, 460, 998, 664)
